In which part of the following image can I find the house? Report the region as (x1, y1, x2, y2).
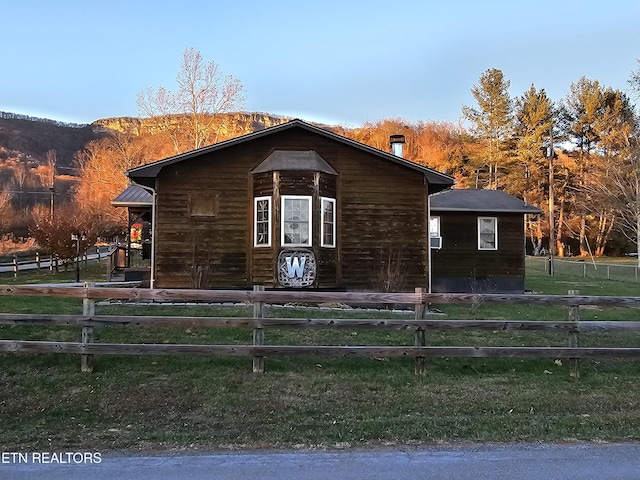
(124, 119, 454, 290)
(429, 188, 542, 293)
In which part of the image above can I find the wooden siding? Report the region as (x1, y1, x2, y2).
(336, 150, 428, 291)
(431, 212, 525, 292)
(153, 127, 430, 290)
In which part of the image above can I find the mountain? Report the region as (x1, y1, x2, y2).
(0, 111, 306, 216)
(0, 112, 106, 173)
(0, 111, 296, 173)
(92, 111, 293, 137)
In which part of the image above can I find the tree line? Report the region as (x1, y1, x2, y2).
(458, 67, 639, 260)
(3, 48, 640, 264)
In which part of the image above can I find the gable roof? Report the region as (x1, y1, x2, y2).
(111, 184, 153, 208)
(430, 189, 542, 214)
(126, 119, 454, 190)
(251, 150, 338, 175)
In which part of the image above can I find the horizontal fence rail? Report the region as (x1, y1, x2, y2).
(4, 284, 640, 307)
(3, 342, 640, 359)
(4, 314, 640, 333)
(2, 284, 640, 377)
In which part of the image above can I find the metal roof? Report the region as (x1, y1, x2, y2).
(126, 119, 454, 190)
(111, 185, 153, 207)
(251, 150, 338, 175)
(430, 189, 542, 214)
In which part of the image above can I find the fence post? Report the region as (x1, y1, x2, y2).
(35, 252, 40, 270)
(106, 251, 113, 282)
(12, 255, 17, 279)
(81, 282, 95, 373)
(414, 287, 427, 375)
(252, 285, 265, 373)
(568, 289, 580, 379)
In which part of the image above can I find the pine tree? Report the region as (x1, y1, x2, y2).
(462, 68, 514, 189)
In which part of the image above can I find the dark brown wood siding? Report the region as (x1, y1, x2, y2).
(430, 212, 526, 293)
(153, 127, 430, 290)
(154, 153, 252, 289)
(251, 172, 275, 285)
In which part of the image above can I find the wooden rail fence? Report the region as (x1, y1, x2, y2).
(2, 284, 640, 377)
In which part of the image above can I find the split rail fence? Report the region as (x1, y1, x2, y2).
(2, 284, 640, 377)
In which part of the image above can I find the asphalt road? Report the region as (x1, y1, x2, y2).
(3, 444, 640, 480)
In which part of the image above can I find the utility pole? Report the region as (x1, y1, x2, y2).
(48, 150, 56, 223)
(548, 127, 555, 276)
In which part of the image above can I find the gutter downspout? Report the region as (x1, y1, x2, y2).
(427, 191, 432, 294)
(132, 182, 157, 289)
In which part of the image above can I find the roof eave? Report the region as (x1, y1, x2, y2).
(430, 207, 543, 214)
(111, 201, 153, 208)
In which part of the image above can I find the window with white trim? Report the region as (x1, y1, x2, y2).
(321, 197, 336, 247)
(429, 216, 442, 249)
(254, 196, 271, 247)
(478, 217, 498, 250)
(282, 195, 312, 246)
(429, 216, 440, 237)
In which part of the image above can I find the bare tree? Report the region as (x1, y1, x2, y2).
(137, 47, 245, 153)
(601, 142, 640, 264)
(0, 189, 13, 233)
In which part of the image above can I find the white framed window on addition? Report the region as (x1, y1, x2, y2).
(478, 217, 498, 250)
(282, 195, 312, 246)
(254, 196, 272, 247)
(320, 197, 336, 248)
(429, 216, 442, 249)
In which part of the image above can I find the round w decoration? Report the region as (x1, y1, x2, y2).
(277, 250, 316, 287)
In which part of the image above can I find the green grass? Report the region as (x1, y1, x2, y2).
(3, 262, 640, 451)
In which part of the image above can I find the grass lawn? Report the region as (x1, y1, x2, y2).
(2, 262, 640, 451)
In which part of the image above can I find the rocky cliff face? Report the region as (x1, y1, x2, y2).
(92, 112, 292, 137)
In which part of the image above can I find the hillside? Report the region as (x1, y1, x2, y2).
(0, 111, 294, 173)
(0, 110, 296, 207)
(92, 111, 293, 137)
(0, 112, 107, 173)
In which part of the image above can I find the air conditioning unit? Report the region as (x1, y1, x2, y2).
(430, 236, 442, 249)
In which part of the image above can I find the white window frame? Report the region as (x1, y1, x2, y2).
(320, 197, 336, 248)
(478, 216, 498, 250)
(429, 216, 440, 237)
(429, 216, 442, 249)
(253, 196, 272, 247)
(281, 195, 313, 247)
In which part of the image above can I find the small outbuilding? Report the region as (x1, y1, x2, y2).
(125, 119, 454, 290)
(429, 189, 542, 293)
(110, 184, 153, 280)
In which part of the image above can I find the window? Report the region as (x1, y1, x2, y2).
(429, 216, 442, 249)
(478, 217, 498, 250)
(282, 196, 312, 246)
(429, 216, 440, 237)
(321, 197, 336, 248)
(254, 196, 271, 247)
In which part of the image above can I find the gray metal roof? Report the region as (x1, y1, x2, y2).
(430, 189, 542, 214)
(127, 119, 454, 190)
(111, 185, 153, 207)
(251, 150, 338, 175)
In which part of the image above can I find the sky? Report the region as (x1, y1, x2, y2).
(2, 0, 640, 128)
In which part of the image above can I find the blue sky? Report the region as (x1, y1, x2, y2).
(2, 0, 639, 127)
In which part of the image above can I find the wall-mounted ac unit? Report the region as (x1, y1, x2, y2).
(430, 236, 442, 249)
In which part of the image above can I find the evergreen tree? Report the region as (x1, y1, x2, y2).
(462, 68, 514, 189)
(512, 85, 555, 254)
